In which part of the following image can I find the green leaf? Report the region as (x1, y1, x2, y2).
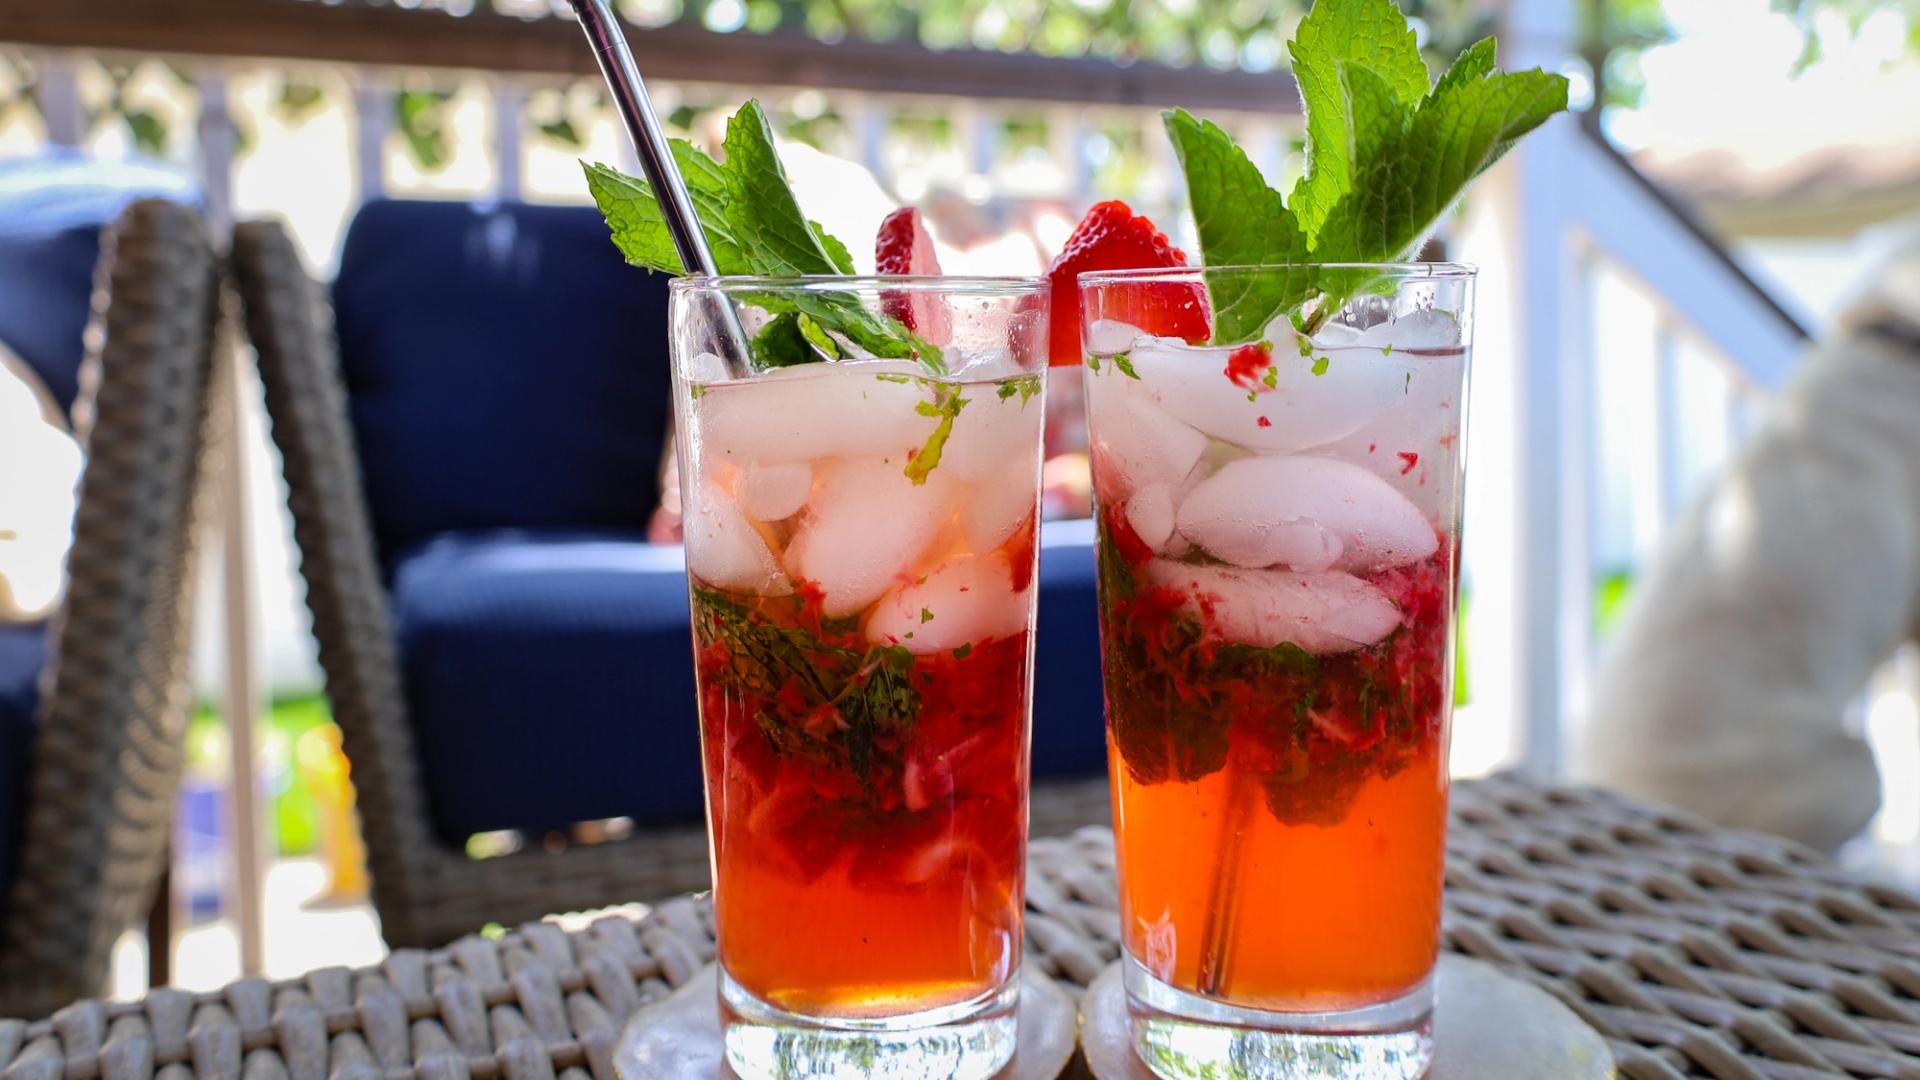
(1163, 108, 1316, 344)
(1432, 36, 1497, 98)
(904, 388, 968, 485)
(797, 313, 848, 358)
(751, 312, 817, 367)
(723, 100, 844, 277)
(1287, 0, 1433, 240)
(1312, 59, 1568, 273)
(583, 158, 746, 275)
(812, 222, 857, 274)
(585, 100, 932, 373)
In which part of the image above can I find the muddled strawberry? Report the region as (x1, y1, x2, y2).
(1224, 340, 1274, 392)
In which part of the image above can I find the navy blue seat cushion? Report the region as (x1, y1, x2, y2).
(332, 200, 674, 568)
(0, 151, 198, 421)
(390, 524, 1107, 843)
(0, 622, 48, 910)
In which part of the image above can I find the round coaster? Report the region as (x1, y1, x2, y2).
(614, 964, 1080, 1079)
(1080, 954, 1615, 1079)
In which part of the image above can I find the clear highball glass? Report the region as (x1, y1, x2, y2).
(1078, 264, 1475, 1080)
(667, 275, 1050, 1080)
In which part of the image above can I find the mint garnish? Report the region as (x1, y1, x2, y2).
(904, 386, 968, 485)
(1163, 0, 1568, 343)
(584, 100, 936, 371)
(1163, 110, 1317, 345)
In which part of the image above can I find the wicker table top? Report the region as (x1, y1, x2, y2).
(7, 777, 1920, 1080)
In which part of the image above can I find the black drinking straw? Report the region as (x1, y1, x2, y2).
(566, 0, 749, 361)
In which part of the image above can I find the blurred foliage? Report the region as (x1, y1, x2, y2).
(1585, 0, 1673, 109)
(187, 694, 337, 857)
(395, 86, 457, 169)
(3, 1, 1915, 170)
(1772, 0, 1920, 68)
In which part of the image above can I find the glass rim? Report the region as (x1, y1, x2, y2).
(669, 273, 1050, 295)
(1077, 262, 1476, 285)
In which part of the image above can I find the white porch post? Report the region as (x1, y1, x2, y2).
(197, 65, 270, 978)
(1503, 0, 1587, 777)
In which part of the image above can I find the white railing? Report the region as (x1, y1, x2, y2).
(5, 8, 1814, 978)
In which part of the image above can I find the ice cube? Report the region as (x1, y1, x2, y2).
(865, 551, 1029, 654)
(1126, 337, 1410, 453)
(683, 349, 730, 384)
(1125, 484, 1177, 553)
(696, 362, 935, 467)
(1176, 455, 1439, 573)
(960, 473, 1036, 555)
(785, 457, 958, 616)
(954, 346, 1022, 382)
(1086, 319, 1147, 356)
(1320, 345, 1467, 520)
(1143, 561, 1401, 654)
(938, 378, 1045, 484)
(735, 461, 812, 522)
(1087, 390, 1209, 499)
(685, 481, 791, 595)
(1357, 309, 1462, 352)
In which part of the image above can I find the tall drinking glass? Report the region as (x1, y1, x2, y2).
(668, 276, 1050, 1080)
(1078, 265, 1474, 1080)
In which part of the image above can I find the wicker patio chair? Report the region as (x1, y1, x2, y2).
(0, 199, 223, 1017)
(231, 217, 1115, 950)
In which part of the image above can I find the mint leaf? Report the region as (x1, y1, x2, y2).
(797, 313, 847, 358)
(720, 104, 931, 365)
(722, 101, 842, 277)
(812, 222, 856, 274)
(1161, 3, 1567, 336)
(1287, 0, 1432, 240)
(585, 100, 936, 372)
(751, 312, 818, 367)
(1432, 36, 1496, 98)
(1312, 55, 1568, 299)
(1163, 108, 1316, 344)
(904, 387, 968, 485)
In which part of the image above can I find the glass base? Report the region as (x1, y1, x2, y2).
(719, 968, 1019, 1080)
(1124, 955, 1434, 1080)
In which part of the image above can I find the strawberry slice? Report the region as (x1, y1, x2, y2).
(1046, 200, 1210, 366)
(875, 206, 951, 345)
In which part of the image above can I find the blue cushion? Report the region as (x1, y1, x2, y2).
(332, 200, 674, 568)
(0, 152, 198, 420)
(1028, 519, 1108, 779)
(0, 622, 48, 912)
(390, 524, 1107, 843)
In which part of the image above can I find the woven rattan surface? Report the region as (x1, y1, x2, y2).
(12, 777, 1920, 1079)
(0, 200, 221, 1018)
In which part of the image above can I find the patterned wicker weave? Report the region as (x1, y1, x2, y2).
(10, 777, 1920, 1079)
(228, 218, 1115, 950)
(0, 200, 222, 1019)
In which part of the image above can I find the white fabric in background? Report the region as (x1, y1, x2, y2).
(0, 342, 80, 622)
(1582, 233, 1920, 850)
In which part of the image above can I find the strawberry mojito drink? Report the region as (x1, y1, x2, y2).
(589, 103, 1048, 1079)
(675, 274, 1047, 1078)
(1079, 260, 1472, 1077)
(1039, 0, 1567, 1073)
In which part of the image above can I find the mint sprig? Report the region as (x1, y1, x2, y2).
(1163, 0, 1568, 343)
(1164, 109, 1317, 345)
(583, 100, 936, 371)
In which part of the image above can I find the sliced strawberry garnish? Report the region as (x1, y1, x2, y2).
(1046, 200, 1210, 366)
(875, 206, 951, 344)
